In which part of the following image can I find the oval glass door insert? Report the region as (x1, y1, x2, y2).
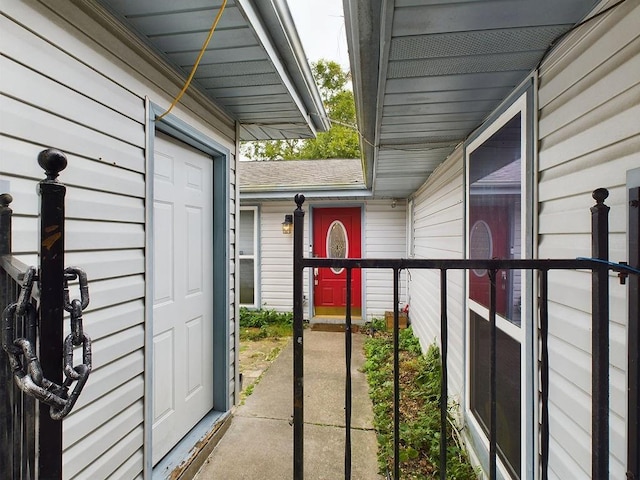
(326, 220, 348, 274)
(470, 219, 493, 277)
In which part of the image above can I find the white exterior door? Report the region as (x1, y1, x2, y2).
(152, 132, 214, 465)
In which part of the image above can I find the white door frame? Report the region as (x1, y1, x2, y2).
(144, 100, 231, 477)
(462, 80, 536, 480)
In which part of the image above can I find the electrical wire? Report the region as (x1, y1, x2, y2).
(535, 0, 629, 72)
(156, 0, 228, 121)
(576, 257, 640, 275)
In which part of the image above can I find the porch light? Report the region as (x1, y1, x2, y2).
(282, 214, 293, 235)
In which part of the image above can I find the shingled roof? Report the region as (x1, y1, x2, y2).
(238, 159, 366, 195)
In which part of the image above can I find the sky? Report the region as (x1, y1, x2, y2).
(286, 0, 350, 69)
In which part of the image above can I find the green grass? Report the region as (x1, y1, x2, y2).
(362, 324, 477, 479)
(239, 307, 293, 341)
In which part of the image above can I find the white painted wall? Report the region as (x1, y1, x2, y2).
(537, 1, 639, 477)
(406, 1, 639, 477)
(257, 201, 303, 312)
(0, 1, 236, 478)
(407, 148, 465, 399)
(362, 199, 407, 319)
(243, 198, 407, 320)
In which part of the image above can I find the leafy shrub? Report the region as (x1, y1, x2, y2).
(364, 317, 387, 333)
(363, 327, 477, 478)
(239, 307, 293, 340)
(240, 307, 293, 328)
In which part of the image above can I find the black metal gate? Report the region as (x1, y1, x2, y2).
(291, 188, 639, 479)
(1, 149, 92, 480)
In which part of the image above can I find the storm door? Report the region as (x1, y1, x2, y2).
(466, 92, 531, 479)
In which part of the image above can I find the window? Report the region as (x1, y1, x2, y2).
(466, 91, 531, 479)
(239, 207, 258, 307)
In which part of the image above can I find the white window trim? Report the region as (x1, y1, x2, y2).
(464, 90, 531, 480)
(239, 206, 259, 308)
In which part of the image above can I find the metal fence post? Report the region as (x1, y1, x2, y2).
(628, 186, 639, 480)
(293, 194, 305, 480)
(591, 187, 610, 480)
(0, 193, 12, 255)
(37, 149, 67, 479)
(1, 193, 15, 479)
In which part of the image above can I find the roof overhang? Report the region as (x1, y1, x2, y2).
(343, 0, 600, 198)
(238, 158, 370, 201)
(240, 188, 372, 203)
(92, 0, 330, 140)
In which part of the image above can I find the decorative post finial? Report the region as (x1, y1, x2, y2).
(38, 148, 68, 182)
(0, 193, 13, 208)
(592, 188, 609, 205)
(295, 194, 306, 210)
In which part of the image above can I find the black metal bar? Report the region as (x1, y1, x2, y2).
(393, 268, 400, 480)
(345, 267, 352, 479)
(439, 269, 448, 480)
(540, 269, 549, 480)
(628, 186, 640, 480)
(0, 193, 12, 255)
(1, 193, 15, 480)
(0, 256, 31, 285)
(37, 148, 68, 480)
(489, 269, 497, 480)
(286, 190, 624, 478)
(590, 188, 610, 480)
(293, 194, 306, 480)
(300, 257, 598, 271)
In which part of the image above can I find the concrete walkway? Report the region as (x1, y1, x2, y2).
(194, 330, 382, 479)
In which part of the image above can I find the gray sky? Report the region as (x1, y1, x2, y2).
(287, 0, 349, 69)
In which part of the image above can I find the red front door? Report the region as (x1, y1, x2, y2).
(313, 207, 362, 316)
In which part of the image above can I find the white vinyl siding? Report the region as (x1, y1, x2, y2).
(1, 1, 236, 478)
(408, 147, 465, 398)
(252, 200, 406, 320)
(362, 200, 407, 319)
(258, 202, 309, 313)
(537, 1, 639, 478)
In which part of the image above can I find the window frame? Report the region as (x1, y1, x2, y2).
(238, 206, 259, 309)
(463, 85, 535, 480)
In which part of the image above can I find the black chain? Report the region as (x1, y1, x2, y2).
(1, 266, 92, 420)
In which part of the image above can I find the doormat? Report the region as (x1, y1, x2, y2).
(310, 323, 362, 333)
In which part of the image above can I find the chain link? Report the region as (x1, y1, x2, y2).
(1, 265, 92, 420)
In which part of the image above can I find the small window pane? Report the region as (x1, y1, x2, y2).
(469, 113, 522, 325)
(327, 220, 348, 274)
(239, 210, 255, 255)
(470, 311, 521, 478)
(239, 258, 254, 305)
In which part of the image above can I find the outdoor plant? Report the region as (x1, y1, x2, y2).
(363, 325, 477, 479)
(239, 307, 293, 340)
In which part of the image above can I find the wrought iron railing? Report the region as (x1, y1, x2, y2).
(291, 189, 639, 479)
(1, 194, 37, 480)
(1, 149, 92, 480)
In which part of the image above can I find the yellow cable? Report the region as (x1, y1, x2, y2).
(156, 0, 228, 121)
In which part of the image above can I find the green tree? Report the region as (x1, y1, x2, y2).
(241, 60, 360, 160)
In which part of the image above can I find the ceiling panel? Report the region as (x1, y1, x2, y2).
(383, 87, 512, 106)
(125, 7, 248, 34)
(97, 0, 328, 140)
(392, 1, 589, 36)
(344, 0, 598, 198)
